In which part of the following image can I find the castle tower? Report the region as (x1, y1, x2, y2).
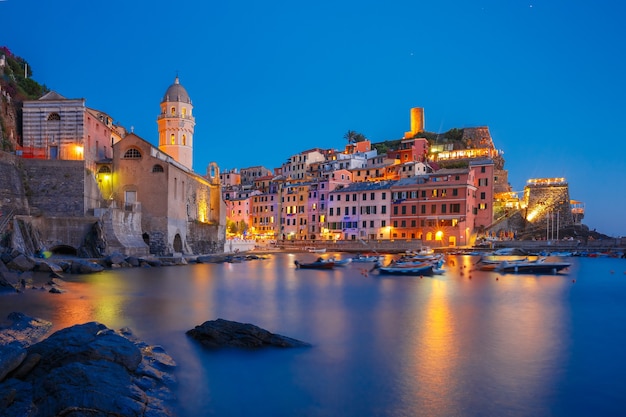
(157, 76, 195, 170)
(404, 107, 424, 139)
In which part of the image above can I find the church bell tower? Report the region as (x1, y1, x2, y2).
(157, 76, 195, 170)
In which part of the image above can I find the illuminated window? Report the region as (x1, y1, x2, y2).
(171, 134, 175, 145)
(98, 166, 111, 173)
(182, 107, 187, 117)
(182, 135, 186, 145)
(171, 106, 176, 115)
(123, 148, 141, 159)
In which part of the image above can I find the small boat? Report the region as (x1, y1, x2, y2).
(496, 258, 571, 274)
(294, 259, 335, 269)
(305, 247, 327, 253)
(351, 253, 384, 263)
(373, 262, 434, 276)
(328, 257, 352, 266)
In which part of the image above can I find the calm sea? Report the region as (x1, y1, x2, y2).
(2, 253, 626, 417)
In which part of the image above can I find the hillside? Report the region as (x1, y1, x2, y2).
(0, 46, 48, 152)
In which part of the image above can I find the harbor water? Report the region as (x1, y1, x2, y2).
(2, 253, 626, 416)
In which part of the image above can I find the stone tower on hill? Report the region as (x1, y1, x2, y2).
(157, 76, 195, 170)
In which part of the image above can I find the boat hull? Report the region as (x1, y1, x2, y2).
(376, 264, 434, 276)
(294, 260, 335, 269)
(497, 261, 570, 274)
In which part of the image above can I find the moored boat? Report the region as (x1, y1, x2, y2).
(305, 247, 327, 253)
(496, 258, 571, 274)
(294, 259, 335, 269)
(351, 253, 384, 263)
(328, 257, 352, 266)
(373, 262, 434, 276)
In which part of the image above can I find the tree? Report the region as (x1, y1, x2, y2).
(344, 130, 367, 144)
(344, 130, 357, 144)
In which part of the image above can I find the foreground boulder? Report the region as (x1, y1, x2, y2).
(187, 318, 311, 349)
(0, 317, 176, 417)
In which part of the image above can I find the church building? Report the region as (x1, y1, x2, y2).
(100, 76, 225, 255)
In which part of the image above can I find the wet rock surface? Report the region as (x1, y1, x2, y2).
(187, 318, 311, 349)
(0, 313, 177, 417)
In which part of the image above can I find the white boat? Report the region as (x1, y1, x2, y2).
(496, 257, 571, 274)
(328, 257, 352, 266)
(305, 247, 326, 253)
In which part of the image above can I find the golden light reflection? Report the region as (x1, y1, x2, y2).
(399, 279, 458, 414)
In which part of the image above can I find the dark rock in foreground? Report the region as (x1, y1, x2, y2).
(0, 315, 177, 417)
(187, 318, 311, 349)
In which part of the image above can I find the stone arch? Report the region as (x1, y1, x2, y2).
(207, 162, 220, 185)
(49, 244, 77, 256)
(173, 234, 183, 253)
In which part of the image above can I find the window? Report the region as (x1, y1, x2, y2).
(431, 204, 436, 214)
(421, 205, 426, 214)
(393, 206, 398, 215)
(98, 166, 111, 173)
(47, 112, 61, 121)
(479, 203, 488, 210)
(152, 164, 164, 173)
(441, 204, 447, 214)
(453, 188, 458, 196)
(480, 192, 486, 200)
(481, 166, 486, 173)
(171, 106, 176, 115)
(411, 205, 416, 214)
(182, 135, 186, 146)
(382, 193, 386, 200)
(401, 206, 406, 215)
(381, 206, 386, 214)
(170, 134, 175, 145)
(123, 148, 142, 159)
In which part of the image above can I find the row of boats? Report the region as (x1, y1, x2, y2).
(294, 247, 573, 276)
(295, 249, 445, 276)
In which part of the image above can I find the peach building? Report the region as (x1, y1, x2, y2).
(389, 169, 476, 246)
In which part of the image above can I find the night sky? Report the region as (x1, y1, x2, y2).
(2, 0, 625, 236)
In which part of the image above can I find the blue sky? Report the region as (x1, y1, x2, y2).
(2, 0, 625, 236)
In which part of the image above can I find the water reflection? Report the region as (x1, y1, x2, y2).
(2, 254, 625, 416)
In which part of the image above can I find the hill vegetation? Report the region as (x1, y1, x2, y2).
(0, 46, 48, 151)
(371, 127, 466, 155)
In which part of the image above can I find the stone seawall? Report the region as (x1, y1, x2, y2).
(0, 152, 29, 216)
(20, 159, 86, 217)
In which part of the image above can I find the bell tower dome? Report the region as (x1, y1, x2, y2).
(157, 76, 195, 170)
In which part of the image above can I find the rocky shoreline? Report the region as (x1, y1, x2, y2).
(0, 313, 178, 417)
(0, 313, 310, 417)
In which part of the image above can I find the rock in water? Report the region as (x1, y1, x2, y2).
(186, 318, 311, 349)
(0, 320, 177, 417)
